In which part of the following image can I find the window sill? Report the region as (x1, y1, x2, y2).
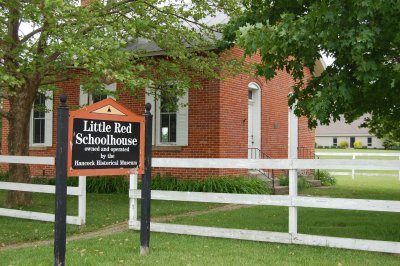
(29, 146, 48, 151)
(152, 145, 183, 151)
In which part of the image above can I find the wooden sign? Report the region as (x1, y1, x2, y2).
(67, 98, 145, 176)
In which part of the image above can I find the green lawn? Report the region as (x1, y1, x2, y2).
(1, 231, 400, 265)
(0, 191, 219, 245)
(315, 148, 400, 176)
(302, 175, 400, 200)
(315, 148, 400, 159)
(164, 174, 400, 242)
(316, 148, 400, 154)
(1, 172, 400, 265)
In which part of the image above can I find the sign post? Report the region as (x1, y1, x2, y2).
(65, 98, 148, 257)
(54, 95, 69, 266)
(140, 103, 153, 256)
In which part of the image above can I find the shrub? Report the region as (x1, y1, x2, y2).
(86, 176, 129, 193)
(0, 171, 9, 181)
(6, 173, 272, 195)
(354, 140, 363, 149)
(383, 138, 400, 150)
(314, 170, 336, 186)
(339, 140, 349, 149)
(278, 175, 311, 190)
(150, 174, 271, 194)
(32, 175, 128, 194)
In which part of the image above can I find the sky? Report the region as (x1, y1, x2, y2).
(322, 54, 334, 66)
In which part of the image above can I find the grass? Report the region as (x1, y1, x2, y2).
(1, 231, 400, 265)
(168, 206, 400, 242)
(301, 174, 400, 200)
(316, 148, 400, 154)
(0, 191, 219, 245)
(151, 174, 271, 194)
(315, 148, 400, 176)
(1, 169, 400, 264)
(165, 174, 400, 242)
(316, 148, 400, 160)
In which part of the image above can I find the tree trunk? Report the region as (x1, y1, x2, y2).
(5, 88, 36, 208)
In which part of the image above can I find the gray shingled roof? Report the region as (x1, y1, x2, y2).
(126, 12, 326, 75)
(126, 12, 229, 54)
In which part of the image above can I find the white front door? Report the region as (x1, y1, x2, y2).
(248, 87, 261, 159)
(248, 101, 254, 149)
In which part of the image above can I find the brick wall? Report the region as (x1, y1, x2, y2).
(117, 79, 222, 179)
(218, 48, 256, 176)
(1, 76, 82, 176)
(0, 49, 316, 179)
(298, 69, 315, 159)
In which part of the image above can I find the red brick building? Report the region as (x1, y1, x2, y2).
(1, 47, 321, 179)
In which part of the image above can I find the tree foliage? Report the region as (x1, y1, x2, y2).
(222, 0, 400, 140)
(0, 0, 239, 206)
(1, 0, 239, 98)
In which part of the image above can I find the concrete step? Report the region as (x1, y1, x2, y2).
(304, 175, 317, 180)
(248, 170, 261, 175)
(248, 170, 273, 182)
(273, 186, 288, 195)
(271, 178, 280, 186)
(307, 179, 322, 187)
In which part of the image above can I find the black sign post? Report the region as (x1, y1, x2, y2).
(54, 95, 69, 266)
(140, 103, 153, 256)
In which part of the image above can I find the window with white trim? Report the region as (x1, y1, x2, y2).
(29, 91, 53, 147)
(145, 87, 188, 146)
(368, 137, 372, 147)
(160, 93, 178, 143)
(79, 83, 117, 105)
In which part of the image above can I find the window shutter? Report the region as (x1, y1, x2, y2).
(145, 88, 156, 145)
(44, 91, 53, 147)
(176, 91, 189, 146)
(79, 85, 89, 105)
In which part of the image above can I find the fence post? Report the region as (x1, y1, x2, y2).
(129, 174, 138, 227)
(78, 176, 86, 225)
(288, 107, 298, 235)
(398, 155, 400, 181)
(54, 95, 69, 266)
(140, 103, 153, 256)
(352, 154, 356, 179)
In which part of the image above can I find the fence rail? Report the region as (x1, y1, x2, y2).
(315, 152, 400, 157)
(129, 158, 400, 254)
(315, 152, 400, 180)
(151, 158, 400, 171)
(0, 155, 86, 225)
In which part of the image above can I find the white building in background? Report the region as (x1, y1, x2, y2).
(316, 116, 384, 149)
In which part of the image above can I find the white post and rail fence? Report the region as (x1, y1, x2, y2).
(129, 157, 400, 254)
(1, 155, 400, 253)
(0, 155, 86, 225)
(315, 152, 400, 180)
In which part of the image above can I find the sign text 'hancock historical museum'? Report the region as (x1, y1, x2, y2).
(67, 98, 145, 176)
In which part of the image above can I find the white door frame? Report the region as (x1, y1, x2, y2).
(248, 82, 261, 159)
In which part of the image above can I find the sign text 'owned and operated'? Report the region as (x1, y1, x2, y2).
(73, 118, 139, 168)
